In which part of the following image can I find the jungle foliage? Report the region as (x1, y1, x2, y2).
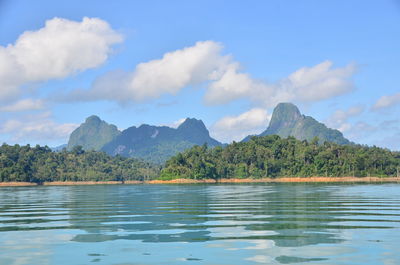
(0, 144, 159, 183)
(161, 135, 400, 180)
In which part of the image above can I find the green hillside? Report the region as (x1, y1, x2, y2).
(161, 135, 400, 180)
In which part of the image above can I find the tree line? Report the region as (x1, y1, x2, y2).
(2, 135, 400, 183)
(161, 135, 400, 180)
(0, 144, 159, 183)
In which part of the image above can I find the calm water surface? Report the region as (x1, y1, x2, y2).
(0, 184, 399, 265)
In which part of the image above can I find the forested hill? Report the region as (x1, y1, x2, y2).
(161, 135, 400, 180)
(0, 144, 159, 183)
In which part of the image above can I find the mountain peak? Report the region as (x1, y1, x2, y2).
(267, 103, 302, 135)
(85, 115, 102, 124)
(251, 102, 351, 145)
(102, 117, 222, 164)
(178, 118, 207, 132)
(274, 102, 301, 116)
(67, 116, 120, 151)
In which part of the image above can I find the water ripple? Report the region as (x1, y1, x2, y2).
(0, 184, 399, 264)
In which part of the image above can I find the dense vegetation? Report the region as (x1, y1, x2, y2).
(0, 144, 159, 183)
(161, 135, 400, 180)
(2, 134, 400, 183)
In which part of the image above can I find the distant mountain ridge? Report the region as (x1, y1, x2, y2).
(243, 103, 351, 145)
(67, 103, 351, 164)
(102, 118, 222, 164)
(68, 117, 222, 164)
(51, 144, 67, 152)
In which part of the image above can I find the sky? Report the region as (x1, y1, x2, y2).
(0, 0, 400, 150)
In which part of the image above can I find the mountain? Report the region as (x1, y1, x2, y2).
(101, 118, 222, 164)
(243, 103, 351, 145)
(67, 115, 120, 151)
(51, 144, 67, 152)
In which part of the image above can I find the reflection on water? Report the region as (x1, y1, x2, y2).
(0, 184, 399, 264)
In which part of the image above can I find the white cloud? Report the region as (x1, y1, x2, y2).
(205, 60, 357, 107)
(211, 108, 271, 143)
(0, 112, 78, 144)
(372, 92, 400, 110)
(67, 41, 229, 103)
(245, 255, 272, 264)
(65, 41, 356, 106)
(0, 99, 45, 112)
(169, 118, 187, 128)
(0, 17, 122, 102)
(287, 61, 356, 102)
(159, 118, 187, 128)
(326, 105, 364, 132)
(204, 62, 269, 105)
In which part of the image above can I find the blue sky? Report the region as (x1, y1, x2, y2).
(0, 0, 399, 149)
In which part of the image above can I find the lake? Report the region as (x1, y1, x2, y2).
(0, 183, 399, 265)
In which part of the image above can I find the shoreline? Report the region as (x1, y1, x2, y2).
(0, 177, 399, 187)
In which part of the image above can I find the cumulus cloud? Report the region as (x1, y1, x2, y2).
(0, 112, 78, 144)
(372, 92, 400, 110)
(211, 108, 271, 143)
(0, 99, 45, 112)
(0, 17, 122, 102)
(65, 41, 229, 103)
(63, 41, 356, 106)
(205, 60, 357, 107)
(205, 62, 268, 105)
(326, 105, 365, 132)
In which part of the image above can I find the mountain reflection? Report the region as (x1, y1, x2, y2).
(66, 184, 348, 246)
(1, 184, 399, 265)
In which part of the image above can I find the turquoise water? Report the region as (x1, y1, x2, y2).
(0, 184, 399, 265)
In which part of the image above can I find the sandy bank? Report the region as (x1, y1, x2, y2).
(0, 177, 399, 187)
(217, 177, 400, 183)
(0, 182, 37, 187)
(148, 177, 400, 184)
(43, 181, 123, 186)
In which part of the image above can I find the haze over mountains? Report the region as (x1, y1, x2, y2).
(67, 102, 351, 163)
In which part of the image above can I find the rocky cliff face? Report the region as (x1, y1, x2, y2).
(101, 118, 222, 164)
(244, 103, 351, 145)
(67, 115, 120, 151)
